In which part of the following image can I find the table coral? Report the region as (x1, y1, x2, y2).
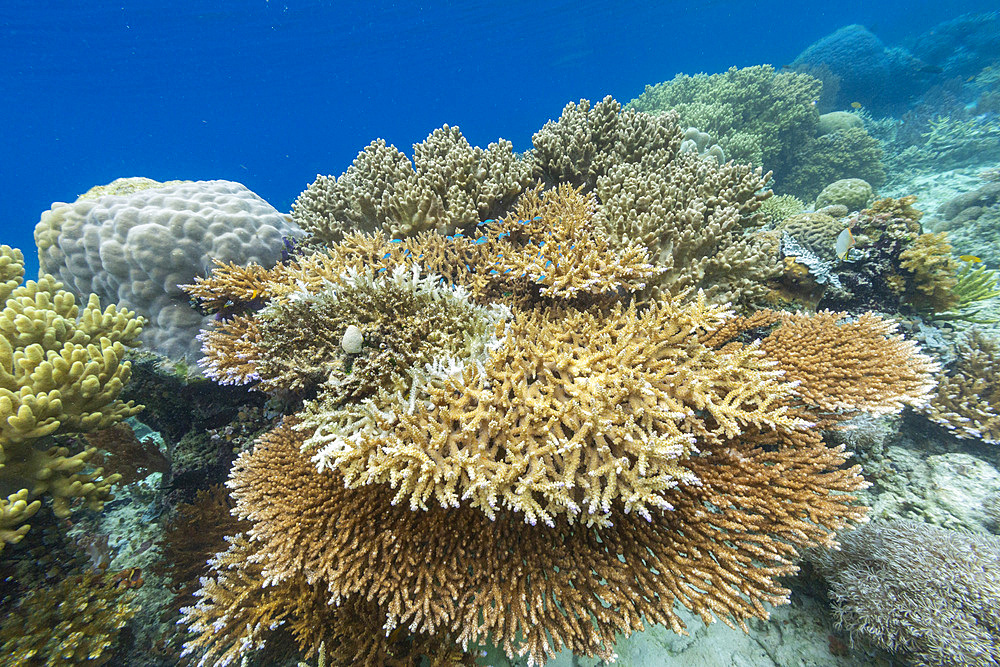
(0, 245, 144, 551)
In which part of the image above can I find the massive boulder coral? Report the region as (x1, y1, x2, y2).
(181, 180, 937, 666)
(34, 178, 301, 361)
(0, 245, 144, 551)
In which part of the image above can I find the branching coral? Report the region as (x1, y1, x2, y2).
(181, 532, 474, 667)
(0, 245, 144, 551)
(811, 520, 1000, 667)
(924, 329, 1000, 444)
(898, 232, 960, 312)
(180, 103, 939, 667)
(284, 96, 779, 309)
(0, 571, 137, 665)
(292, 126, 533, 243)
(627, 65, 822, 176)
(307, 294, 807, 527)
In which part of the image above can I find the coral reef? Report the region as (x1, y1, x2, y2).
(180, 167, 937, 665)
(932, 179, 1000, 266)
(791, 24, 925, 113)
(924, 329, 1000, 444)
(810, 520, 1000, 667)
(813, 178, 875, 212)
(0, 570, 137, 665)
(292, 127, 532, 243)
(780, 127, 885, 201)
(0, 245, 144, 551)
(627, 65, 821, 178)
(34, 179, 301, 361)
(898, 231, 960, 312)
(758, 193, 805, 224)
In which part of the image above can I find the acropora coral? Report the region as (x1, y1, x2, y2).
(289, 97, 779, 309)
(924, 329, 1000, 444)
(0, 245, 144, 551)
(180, 178, 937, 666)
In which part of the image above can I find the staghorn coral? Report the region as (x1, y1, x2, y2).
(292, 127, 533, 243)
(211, 410, 865, 667)
(285, 97, 780, 309)
(182, 298, 936, 666)
(591, 154, 777, 306)
(810, 520, 1000, 667)
(180, 99, 940, 666)
(924, 329, 1000, 444)
(0, 571, 137, 665)
(0, 245, 144, 551)
(758, 311, 938, 417)
(181, 532, 472, 667)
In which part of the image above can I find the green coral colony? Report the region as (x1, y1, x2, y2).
(2, 52, 1000, 667)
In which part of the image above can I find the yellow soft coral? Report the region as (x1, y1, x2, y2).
(0, 245, 144, 550)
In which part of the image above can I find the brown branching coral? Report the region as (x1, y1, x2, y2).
(758, 311, 940, 417)
(86, 422, 169, 485)
(213, 419, 865, 667)
(307, 294, 806, 527)
(530, 96, 683, 190)
(0, 571, 136, 665)
(180, 101, 940, 667)
(899, 232, 961, 312)
(924, 330, 1000, 444)
(181, 531, 473, 667)
(155, 485, 250, 621)
(281, 96, 779, 309)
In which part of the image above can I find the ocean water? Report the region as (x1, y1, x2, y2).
(2, 0, 997, 277)
(3, 2, 1000, 667)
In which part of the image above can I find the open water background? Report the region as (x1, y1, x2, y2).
(2, 0, 997, 277)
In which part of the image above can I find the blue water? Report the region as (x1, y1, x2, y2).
(1, 0, 997, 279)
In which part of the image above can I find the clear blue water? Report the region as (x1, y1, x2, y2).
(3, 0, 996, 278)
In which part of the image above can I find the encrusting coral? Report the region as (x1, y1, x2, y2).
(181, 165, 939, 665)
(0, 245, 144, 551)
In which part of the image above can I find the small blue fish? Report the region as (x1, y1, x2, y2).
(389, 239, 403, 244)
(475, 237, 489, 245)
(382, 252, 391, 259)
